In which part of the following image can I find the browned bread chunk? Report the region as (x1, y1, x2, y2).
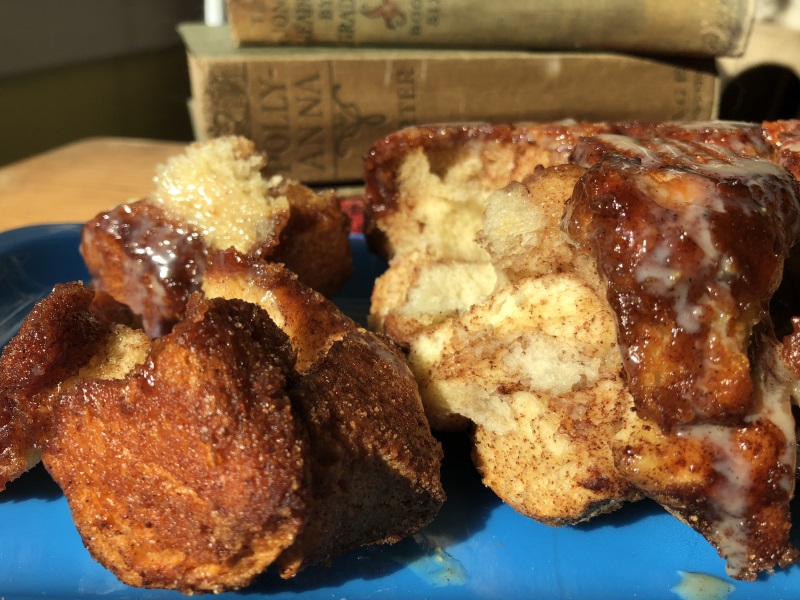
(43, 295, 308, 594)
(4, 271, 443, 592)
(81, 201, 209, 337)
(0, 283, 147, 490)
(263, 177, 353, 296)
(566, 134, 800, 429)
(203, 251, 356, 373)
(202, 255, 446, 576)
(278, 328, 446, 576)
(82, 136, 352, 338)
(564, 132, 800, 580)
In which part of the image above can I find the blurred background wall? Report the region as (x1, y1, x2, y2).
(0, 0, 202, 166)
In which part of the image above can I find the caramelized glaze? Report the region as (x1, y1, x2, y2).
(563, 133, 800, 579)
(82, 201, 208, 338)
(564, 135, 800, 429)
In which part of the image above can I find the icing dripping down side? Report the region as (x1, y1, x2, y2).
(563, 132, 800, 580)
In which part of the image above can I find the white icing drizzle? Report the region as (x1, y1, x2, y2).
(676, 340, 796, 577)
(566, 131, 800, 577)
(584, 135, 800, 342)
(589, 133, 788, 182)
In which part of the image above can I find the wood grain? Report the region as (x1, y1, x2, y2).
(0, 137, 186, 233)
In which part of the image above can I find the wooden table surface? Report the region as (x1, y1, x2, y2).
(0, 137, 187, 233)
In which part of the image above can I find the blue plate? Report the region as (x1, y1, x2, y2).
(1, 224, 798, 600)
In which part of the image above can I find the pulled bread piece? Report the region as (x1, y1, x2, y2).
(282, 327, 444, 575)
(363, 122, 615, 262)
(202, 254, 446, 576)
(365, 122, 619, 351)
(82, 136, 352, 337)
(566, 134, 800, 429)
(0, 283, 147, 490)
(613, 333, 798, 580)
(410, 167, 641, 523)
(43, 295, 308, 594)
(365, 120, 800, 580)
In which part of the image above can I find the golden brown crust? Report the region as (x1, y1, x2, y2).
(0, 283, 112, 403)
(204, 251, 357, 373)
(265, 179, 353, 296)
(202, 257, 445, 576)
(0, 282, 116, 489)
(5, 199, 440, 592)
(43, 295, 308, 594)
(277, 328, 445, 576)
(0, 391, 36, 492)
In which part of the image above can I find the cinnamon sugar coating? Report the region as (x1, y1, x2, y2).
(43, 296, 308, 594)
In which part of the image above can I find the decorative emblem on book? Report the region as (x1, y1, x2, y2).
(208, 71, 250, 137)
(331, 84, 387, 158)
(361, 0, 407, 29)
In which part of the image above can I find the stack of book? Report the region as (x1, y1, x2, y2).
(179, 0, 757, 184)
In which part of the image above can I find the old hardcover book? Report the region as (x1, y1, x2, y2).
(225, 0, 755, 58)
(179, 23, 719, 183)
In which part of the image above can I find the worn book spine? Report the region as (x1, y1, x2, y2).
(181, 24, 719, 184)
(225, 0, 755, 58)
